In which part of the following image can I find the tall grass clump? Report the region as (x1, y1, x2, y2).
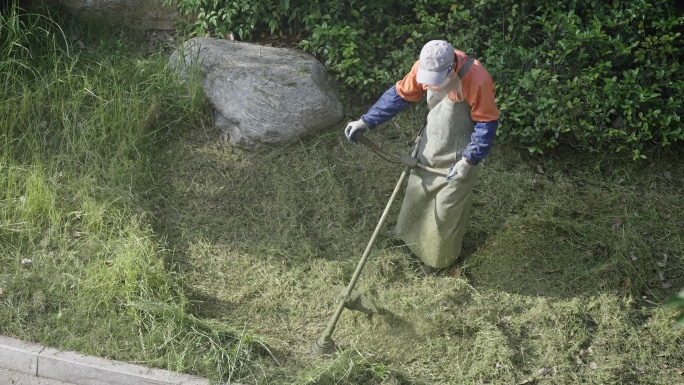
(0, 3, 264, 382)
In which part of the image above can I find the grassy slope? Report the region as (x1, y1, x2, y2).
(1, 8, 683, 385)
(0, 8, 261, 381)
(154, 106, 684, 384)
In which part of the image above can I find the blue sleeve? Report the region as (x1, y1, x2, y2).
(360, 85, 411, 128)
(462, 120, 499, 165)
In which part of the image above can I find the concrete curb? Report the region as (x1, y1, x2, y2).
(0, 334, 212, 385)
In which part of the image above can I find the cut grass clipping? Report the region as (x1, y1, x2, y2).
(2, 4, 683, 385)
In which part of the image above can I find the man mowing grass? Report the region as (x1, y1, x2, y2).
(345, 40, 500, 276)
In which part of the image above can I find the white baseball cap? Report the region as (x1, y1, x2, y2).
(416, 40, 455, 85)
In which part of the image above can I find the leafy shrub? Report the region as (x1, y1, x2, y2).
(481, 0, 683, 157)
(165, 0, 683, 157)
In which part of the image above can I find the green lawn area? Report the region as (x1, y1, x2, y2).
(1, 8, 682, 385)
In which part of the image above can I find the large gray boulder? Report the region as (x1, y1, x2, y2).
(54, 0, 178, 30)
(169, 37, 344, 150)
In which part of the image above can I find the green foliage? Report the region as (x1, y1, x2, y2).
(484, 0, 683, 157)
(172, 0, 267, 40)
(166, 0, 683, 157)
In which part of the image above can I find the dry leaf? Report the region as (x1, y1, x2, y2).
(624, 278, 632, 289)
(536, 164, 545, 174)
(664, 171, 672, 180)
(589, 362, 598, 370)
(450, 267, 463, 279)
(660, 253, 669, 266)
(537, 367, 554, 376)
(21, 259, 33, 268)
(0, 287, 4, 296)
(629, 253, 638, 261)
(611, 219, 623, 229)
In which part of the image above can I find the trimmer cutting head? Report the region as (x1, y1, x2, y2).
(332, 285, 378, 315)
(311, 336, 338, 356)
(311, 287, 376, 357)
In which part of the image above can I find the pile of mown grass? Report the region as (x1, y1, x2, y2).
(154, 103, 683, 384)
(1, 5, 682, 385)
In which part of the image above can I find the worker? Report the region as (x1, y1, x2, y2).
(344, 40, 500, 275)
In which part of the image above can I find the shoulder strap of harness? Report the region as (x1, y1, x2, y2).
(457, 57, 475, 79)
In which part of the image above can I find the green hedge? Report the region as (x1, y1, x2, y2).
(167, 0, 683, 157)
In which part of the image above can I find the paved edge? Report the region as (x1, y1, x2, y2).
(0, 335, 212, 385)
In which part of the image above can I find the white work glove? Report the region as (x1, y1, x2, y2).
(344, 119, 368, 143)
(446, 158, 472, 182)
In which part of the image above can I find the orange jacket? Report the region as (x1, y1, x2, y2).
(396, 50, 500, 122)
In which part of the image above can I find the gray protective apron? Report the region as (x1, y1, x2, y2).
(394, 58, 478, 268)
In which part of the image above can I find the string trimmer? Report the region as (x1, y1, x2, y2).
(311, 126, 448, 356)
